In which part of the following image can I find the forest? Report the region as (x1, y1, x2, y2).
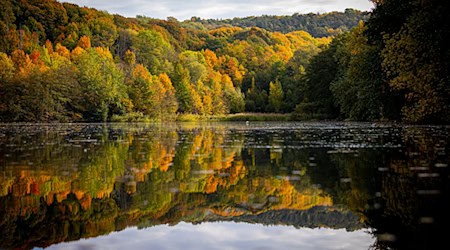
(0, 0, 448, 123)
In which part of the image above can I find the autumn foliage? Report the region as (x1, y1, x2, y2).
(0, 0, 447, 123)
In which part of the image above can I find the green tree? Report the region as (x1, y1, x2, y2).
(90, 17, 118, 48)
(74, 48, 126, 121)
(179, 50, 207, 83)
(268, 79, 283, 112)
(171, 63, 193, 113)
(281, 46, 319, 112)
(132, 30, 174, 75)
(295, 39, 340, 119)
(128, 64, 156, 115)
(222, 74, 245, 113)
(330, 23, 384, 121)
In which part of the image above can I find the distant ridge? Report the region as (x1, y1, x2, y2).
(183, 9, 370, 37)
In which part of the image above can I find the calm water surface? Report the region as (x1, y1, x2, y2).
(0, 122, 448, 250)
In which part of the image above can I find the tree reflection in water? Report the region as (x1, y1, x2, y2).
(0, 123, 448, 249)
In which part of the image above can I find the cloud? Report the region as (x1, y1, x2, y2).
(45, 222, 375, 250)
(59, 0, 374, 20)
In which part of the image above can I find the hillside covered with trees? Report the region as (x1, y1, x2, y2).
(0, 0, 448, 123)
(184, 8, 370, 37)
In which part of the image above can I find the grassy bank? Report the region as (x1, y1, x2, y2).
(176, 113, 291, 122)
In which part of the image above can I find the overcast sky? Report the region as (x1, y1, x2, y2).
(60, 0, 374, 21)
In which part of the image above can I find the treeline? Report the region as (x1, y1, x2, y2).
(0, 0, 333, 122)
(295, 0, 450, 123)
(184, 8, 370, 37)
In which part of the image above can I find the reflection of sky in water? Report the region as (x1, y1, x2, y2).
(41, 222, 374, 250)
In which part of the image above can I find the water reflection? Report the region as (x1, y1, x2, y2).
(0, 122, 448, 249)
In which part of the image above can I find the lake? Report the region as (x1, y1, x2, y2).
(0, 122, 448, 250)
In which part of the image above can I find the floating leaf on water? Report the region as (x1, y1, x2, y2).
(419, 217, 434, 224)
(279, 176, 300, 181)
(340, 178, 352, 183)
(292, 170, 302, 175)
(417, 190, 441, 195)
(192, 170, 215, 175)
(378, 233, 397, 242)
(410, 167, 429, 171)
(417, 173, 440, 178)
(68, 139, 98, 143)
